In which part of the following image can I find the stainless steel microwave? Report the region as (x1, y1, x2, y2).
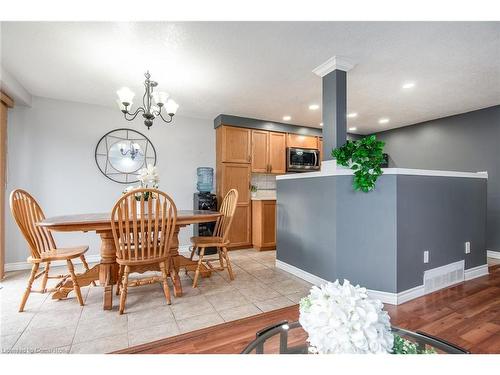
(287, 147, 321, 172)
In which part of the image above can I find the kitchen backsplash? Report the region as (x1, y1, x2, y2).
(251, 174, 277, 190)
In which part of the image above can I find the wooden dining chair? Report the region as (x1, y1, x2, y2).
(189, 189, 238, 287)
(9, 189, 92, 312)
(110, 188, 177, 314)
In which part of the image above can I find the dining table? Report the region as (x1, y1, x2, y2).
(37, 210, 222, 310)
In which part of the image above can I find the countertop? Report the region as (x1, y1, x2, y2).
(276, 160, 488, 181)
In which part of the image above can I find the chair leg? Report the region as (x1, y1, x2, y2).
(218, 247, 224, 269)
(116, 265, 123, 296)
(67, 259, 84, 306)
(19, 263, 40, 312)
(159, 261, 171, 305)
(189, 245, 197, 261)
(119, 266, 130, 315)
(222, 247, 234, 281)
(80, 255, 96, 286)
(192, 246, 206, 288)
(40, 262, 50, 293)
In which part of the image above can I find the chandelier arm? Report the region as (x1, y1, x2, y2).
(157, 111, 174, 124)
(123, 107, 145, 121)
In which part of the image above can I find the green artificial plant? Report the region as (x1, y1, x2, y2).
(331, 135, 385, 192)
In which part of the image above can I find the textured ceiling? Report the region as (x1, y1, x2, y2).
(1, 21, 499, 133)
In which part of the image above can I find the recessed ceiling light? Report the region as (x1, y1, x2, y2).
(378, 118, 390, 124)
(348, 127, 357, 131)
(319, 122, 323, 126)
(283, 115, 292, 121)
(308, 104, 320, 110)
(347, 112, 358, 118)
(402, 82, 415, 89)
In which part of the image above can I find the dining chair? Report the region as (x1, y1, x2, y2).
(110, 188, 177, 314)
(189, 189, 238, 287)
(9, 189, 92, 312)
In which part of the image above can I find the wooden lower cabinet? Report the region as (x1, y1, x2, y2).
(251, 200, 276, 251)
(228, 204, 251, 247)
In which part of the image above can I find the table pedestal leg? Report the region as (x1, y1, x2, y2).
(97, 230, 119, 310)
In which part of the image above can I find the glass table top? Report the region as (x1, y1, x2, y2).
(241, 321, 469, 354)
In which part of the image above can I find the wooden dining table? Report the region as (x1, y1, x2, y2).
(37, 210, 222, 310)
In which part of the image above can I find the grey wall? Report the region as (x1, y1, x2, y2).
(376, 105, 500, 252)
(277, 173, 486, 293)
(5, 96, 215, 264)
(396, 175, 487, 291)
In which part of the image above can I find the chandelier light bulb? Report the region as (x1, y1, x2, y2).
(165, 99, 179, 115)
(116, 87, 135, 105)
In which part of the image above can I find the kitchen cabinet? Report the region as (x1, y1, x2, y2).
(252, 200, 276, 251)
(216, 159, 252, 248)
(251, 130, 286, 174)
(287, 133, 319, 149)
(219, 126, 251, 164)
(251, 130, 269, 173)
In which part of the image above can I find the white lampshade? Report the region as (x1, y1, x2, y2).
(152, 91, 169, 106)
(165, 99, 179, 115)
(150, 105, 160, 115)
(116, 87, 135, 105)
(116, 99, 132, 111)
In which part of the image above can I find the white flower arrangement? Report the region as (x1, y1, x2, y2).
(138, 164, 159, 188)
(299, 279, 394, 354)
(122, 164, 160, 201)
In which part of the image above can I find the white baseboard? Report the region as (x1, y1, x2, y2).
(464, 263, 489, 280)
(5, 245, 193, 272)
(487, 250, 500, 260)
(275, 259, 489, 306)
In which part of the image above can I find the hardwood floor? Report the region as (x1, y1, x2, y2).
(116, 264, 500, 354)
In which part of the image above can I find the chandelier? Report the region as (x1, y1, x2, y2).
(116, 71, 179, 130)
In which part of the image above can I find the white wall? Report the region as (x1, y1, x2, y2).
(5, 96, 215, 264)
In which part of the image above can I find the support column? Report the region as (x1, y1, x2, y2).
(313, 56, 355, 161)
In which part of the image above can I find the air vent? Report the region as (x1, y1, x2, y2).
(423, 260, 465, 294)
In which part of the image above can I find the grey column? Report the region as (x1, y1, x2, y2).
(322, 69, 347, 160)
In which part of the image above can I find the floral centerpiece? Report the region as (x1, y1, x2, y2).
(123, 164, 160, 202)
(299, 279, 435, 354)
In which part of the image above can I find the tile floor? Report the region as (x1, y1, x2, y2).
(0, 249, 312, 354)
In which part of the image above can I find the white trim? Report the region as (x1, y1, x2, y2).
(464, 264, 489, 280)
(5, 254, 101, 272)
(275, 259, 328, 286)
(5, 245, 194, 272)
(487, 250, 500, 260)
(276, 167, 488, 181)
(276, 260, 489, 305)
(312, 56, 356, 77)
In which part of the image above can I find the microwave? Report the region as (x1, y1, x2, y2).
(287, 147, 321, 172)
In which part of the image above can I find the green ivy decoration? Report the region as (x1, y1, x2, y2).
(331, 135, 385, 192)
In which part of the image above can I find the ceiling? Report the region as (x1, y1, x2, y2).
(1, 22, 499, 134)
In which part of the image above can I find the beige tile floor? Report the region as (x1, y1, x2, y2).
(0, 249, 312, 354)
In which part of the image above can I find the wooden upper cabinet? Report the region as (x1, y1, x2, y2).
(268, 132, 286, 174)
(251, 130, 286, 174)
(220, 126, 251, 163)
(251, 130, 269, 173)
(287, 133, 319, 149)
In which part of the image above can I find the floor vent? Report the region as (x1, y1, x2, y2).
(423, 260, 465, 294)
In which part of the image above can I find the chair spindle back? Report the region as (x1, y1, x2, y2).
(10, 189, 56, 260)
(214, 189, 238, 242)
(111, 189, 177, 262)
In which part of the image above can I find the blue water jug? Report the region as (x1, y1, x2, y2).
(196, 167, 214, 192)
